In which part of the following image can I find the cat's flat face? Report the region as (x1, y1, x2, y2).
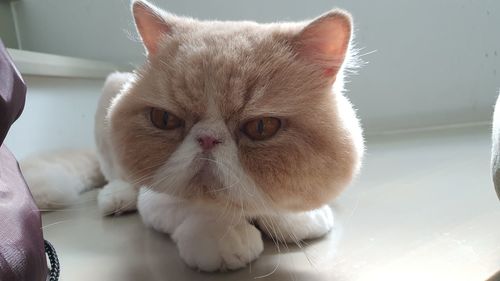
(108, 1, 363, 213)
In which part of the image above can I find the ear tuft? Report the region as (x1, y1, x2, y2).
(293, 10, 352, 78)
(132, 0, 171, 55)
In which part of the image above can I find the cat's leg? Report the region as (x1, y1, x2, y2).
(138, 190, 264, 272)
(20, 150, 106, 209)
(255, 205, 334, 243)
(97, 180, 138, 215)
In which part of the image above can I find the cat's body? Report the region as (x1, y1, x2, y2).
(22, 0, 364, 271)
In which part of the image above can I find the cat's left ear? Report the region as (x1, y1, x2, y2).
(293, 10, 352, 79)
(132, 0, 173, 56)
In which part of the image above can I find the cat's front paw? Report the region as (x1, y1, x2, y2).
(97, 180, 138, 216)
(172, 218, 263, 272)
(256, 205, 334, 243)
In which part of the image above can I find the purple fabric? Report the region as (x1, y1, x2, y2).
(0, 42, 25, 144)
(0, 146, 47, 281)
(0, 40, 47, 281)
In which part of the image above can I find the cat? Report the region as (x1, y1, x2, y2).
(22, 0, 364, 271)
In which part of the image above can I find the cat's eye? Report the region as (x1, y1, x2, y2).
(150, 108, 184, 130)
(242, 117, 281, 141)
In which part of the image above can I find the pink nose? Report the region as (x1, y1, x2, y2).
(197, 135, 221, 151)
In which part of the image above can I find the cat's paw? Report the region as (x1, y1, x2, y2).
(172, 218, 264, 272)
(256, 205, 334, 243)
(137, 189, 185, 234)
(97, 180, 138, 216)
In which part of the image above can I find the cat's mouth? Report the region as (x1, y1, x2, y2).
(194, 152, 214, 172)
(195, 162, 215, 181)
(190, 156, 223, 191)
(157, 154, 247, 208)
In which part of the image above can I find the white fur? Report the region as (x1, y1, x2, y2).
(173, 218, 263, 271)
(256, 205, 334, 243)
(21, 150, 104, 209)
(94, 72, 132, 181)
(94, 72, 139, 215)
(491, 90, 500, 198)
(138, 189, 264, 271)
(138, 188, 332, 271)
(97, 180, 138, 215)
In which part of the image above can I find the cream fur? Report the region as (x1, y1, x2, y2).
(22, 0, 364, 272)
(20, 150, 105, 209)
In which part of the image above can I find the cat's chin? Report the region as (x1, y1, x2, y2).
(144, 181, 282, 217)
(192, 162, 216, 185)
(156, 163, 244, 208)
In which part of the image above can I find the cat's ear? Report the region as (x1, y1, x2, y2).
(132, 0, 173, 56)
(293, 10, 352, 78)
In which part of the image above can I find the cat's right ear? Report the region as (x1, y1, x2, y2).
(132, 0, 172, 56)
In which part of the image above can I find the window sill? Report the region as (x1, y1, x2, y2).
(7, 48, 121, 79)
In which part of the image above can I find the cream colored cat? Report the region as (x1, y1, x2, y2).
(22, 0, 364, 271)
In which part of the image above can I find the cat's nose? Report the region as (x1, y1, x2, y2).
(196, 135, 222, 151)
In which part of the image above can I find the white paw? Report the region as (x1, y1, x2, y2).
(172, 218, 264, 272)
(256, 205, 334, 243)
(137, 189, 185, 234)
(97, 180, 138, 216)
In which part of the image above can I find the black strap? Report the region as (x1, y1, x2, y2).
(44, 240, 60, 281)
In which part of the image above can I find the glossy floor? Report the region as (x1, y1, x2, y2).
(41, 125, 500, 281)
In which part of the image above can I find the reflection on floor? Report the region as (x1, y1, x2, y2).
(41, 125, 500, 281)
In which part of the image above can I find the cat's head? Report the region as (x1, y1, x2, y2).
(108, 0, 364, 213)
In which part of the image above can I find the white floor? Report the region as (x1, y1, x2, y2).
(40, 125, 500, 281)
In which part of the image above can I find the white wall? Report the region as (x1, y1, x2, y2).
(10, 0, 500, 133)
(4, 76, 104, 159)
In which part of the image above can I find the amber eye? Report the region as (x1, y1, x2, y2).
(150, 108, 183, 130)
(242, 117, 281, 141)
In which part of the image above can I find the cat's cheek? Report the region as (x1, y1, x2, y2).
(109, 109, 182, 188)
(238, 133, 360, 212)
